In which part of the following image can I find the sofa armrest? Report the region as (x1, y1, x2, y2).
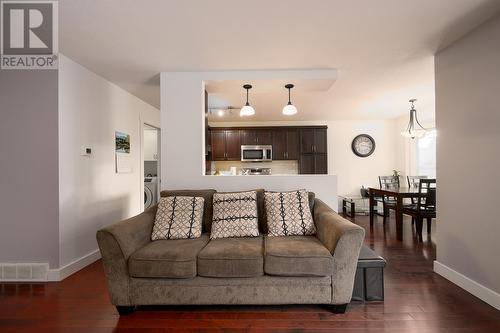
(313, 198, 365, 304)
(96, 205, 157, 305)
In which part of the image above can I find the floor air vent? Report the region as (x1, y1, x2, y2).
(0, 263, 49, 281)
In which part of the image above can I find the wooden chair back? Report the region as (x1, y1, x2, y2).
(417, 179, 436, 211)
(379, 176, 400, 189)
(407, 175, 428, 188)
(408, 176, 428, 203)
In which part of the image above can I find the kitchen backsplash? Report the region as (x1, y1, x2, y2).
(212, 160, 298, 175)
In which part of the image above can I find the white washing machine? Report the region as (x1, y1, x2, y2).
(144, 176, 158, 209)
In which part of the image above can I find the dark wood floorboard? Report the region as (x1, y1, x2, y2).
(1, 214, 499, 332)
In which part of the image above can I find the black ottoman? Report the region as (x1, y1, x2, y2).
(351, 245, 386, 301)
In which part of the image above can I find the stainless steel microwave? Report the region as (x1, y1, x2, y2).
(241, 145, 272, 162)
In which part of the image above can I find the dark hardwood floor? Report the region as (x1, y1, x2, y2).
(1, 214, 499, 332)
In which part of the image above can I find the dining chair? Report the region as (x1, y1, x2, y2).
(406, 176, 428, 225)
(407, 176, 428, 203)
(402, 179, 436, 242)
(377, 175, 400, 223)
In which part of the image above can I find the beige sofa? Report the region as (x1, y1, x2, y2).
(96, 189, 365, 315)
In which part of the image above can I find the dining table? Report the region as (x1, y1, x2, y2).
(368, 187, 423, 241)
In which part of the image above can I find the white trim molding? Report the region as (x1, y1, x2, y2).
(434, 261, 500, 311)
(48, 249, 101, 281)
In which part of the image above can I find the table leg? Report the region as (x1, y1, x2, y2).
(369, 192, 375, 227)
(396, 196, 403, 241)
(342, 199, 347, 215)
(350, 201, 355, 218)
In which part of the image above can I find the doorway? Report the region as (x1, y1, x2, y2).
(143, 124, 160, 210)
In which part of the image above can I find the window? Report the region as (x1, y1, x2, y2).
(416, 129, 436, 178)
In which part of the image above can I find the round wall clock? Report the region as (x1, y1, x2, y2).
(351, 134, 375, 157)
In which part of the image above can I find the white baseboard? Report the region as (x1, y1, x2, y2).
(434, 260, 500, 310)
(48, 249, 101, 281)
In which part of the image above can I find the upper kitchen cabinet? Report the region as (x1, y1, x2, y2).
(225, 130, 241, 160)
(210, 129, 241, 161)
(299, 127, 328, 174)
(272, 129, 299, 160)
(240, 129, 272, 145)
(300, 128, 327, 154)
(211, 129, 226, 160)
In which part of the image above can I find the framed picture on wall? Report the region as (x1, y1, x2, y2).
(115, 131, 131, 153)
(115, 131, 132, 173)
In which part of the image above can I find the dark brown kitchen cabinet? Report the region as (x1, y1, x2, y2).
(314, 153, 328, 174)
(300, 129, 315, 153)
(210, 129, 241, 161)
(210, 126, 326, 170)
(299, 153, 327, 174)
(300, 128, 327, 154)
(225, 130, 241, 160)
(272, 129, 299, 160)
(313, 129, 327, 153)
(299, 128, 327, 174)
(240, 130, 255, 145)
(240, 129, 272, 145)
(211, 130, 226, 160)
(298, 154, 315, 174)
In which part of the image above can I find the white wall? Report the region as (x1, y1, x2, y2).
(328, 120, 402, 196)
(58, 55, 160, 268)
(161, 71, 338, 210)
(434, 14, 500, 309)
(0, 70, 60, 268)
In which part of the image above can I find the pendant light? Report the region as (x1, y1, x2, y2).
(240, 84, 255, 116)
(282, 84, 298, 115)
(401, 99, 426, 139)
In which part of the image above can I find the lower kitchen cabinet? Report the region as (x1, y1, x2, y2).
(299, 153, 327, 174)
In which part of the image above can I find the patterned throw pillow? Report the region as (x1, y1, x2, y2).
(210, 191, 260, 239)
(265, 190, 316, 236)
(151, 196, 204, 240)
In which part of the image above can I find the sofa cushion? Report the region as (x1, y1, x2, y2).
(151, 196, 204, 240)
(260, 190, 315, 234)
(264, 236, 333, 277)
(160, 189, 216, 233)
(265, 190, 316, 236)
(129, 234, 210, 278)
(210, 191, 260, 239)
(197, 236, 264, 277)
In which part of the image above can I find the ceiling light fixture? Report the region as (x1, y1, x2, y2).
(240, 84, 255, 116)
(401, 99, 426, 139)
(282, 84, 298, 115)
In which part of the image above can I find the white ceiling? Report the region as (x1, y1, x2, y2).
(59, 0, 500, 120)
(206, 78, 338, 121)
